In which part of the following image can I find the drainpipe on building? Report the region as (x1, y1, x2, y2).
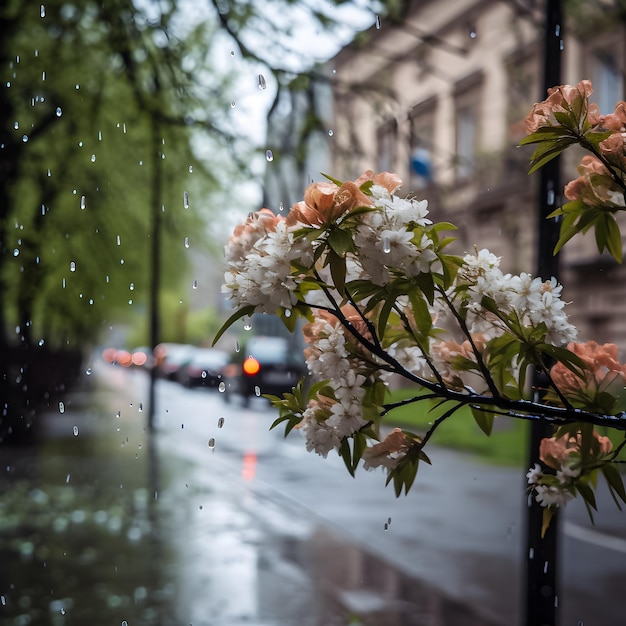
(524, 1, 562, 625)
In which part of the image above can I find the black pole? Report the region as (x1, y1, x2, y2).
(524, 2, 563, 625)
(147, 116, 162, 432)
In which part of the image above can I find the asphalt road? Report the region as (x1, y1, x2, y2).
(6, 359, 624, 626)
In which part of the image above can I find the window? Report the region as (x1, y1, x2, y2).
(409, 98, 436, 189)
(453, 72, 483, 182)
(591, 51, 623, 114)
(376, 118, 397, 173)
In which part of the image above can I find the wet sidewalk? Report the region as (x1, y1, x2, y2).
(0, 368, 503, 626)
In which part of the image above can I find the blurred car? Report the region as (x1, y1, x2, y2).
(154, 343, 195, 380)
(176, 348, 229, 388)
(221, 336, 306, 406)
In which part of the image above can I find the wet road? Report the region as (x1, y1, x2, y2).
(1, 359, 625, 625)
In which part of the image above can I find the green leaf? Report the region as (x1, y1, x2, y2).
(602, 463, 626, 505)
(377, 296, 395, 339)
(328, 249, 347, 294)
(212, 304, 256, 346)
(603, 213, 623, 263)
(327, 227, 355, 256)
(321, 172, 344, 187)
(471, 406, 494, 436)
(541, 507, 556, 538)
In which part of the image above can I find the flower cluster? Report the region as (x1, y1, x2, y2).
(217, 81, 626, 511)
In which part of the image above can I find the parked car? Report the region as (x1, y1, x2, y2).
(154, 343, 195, 380)
(221, 336, 306, 406)
(176, 347, 229, 388)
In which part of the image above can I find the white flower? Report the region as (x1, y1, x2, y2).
(535, 484, 574, 508)
(526, 463, 543, 485)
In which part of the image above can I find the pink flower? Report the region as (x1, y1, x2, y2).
(540, 430, 613, 471)
(354, 169, 404, 194)
(524, 80, 594, 133)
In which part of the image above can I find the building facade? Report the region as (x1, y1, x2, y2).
(328, 0, 626, 349)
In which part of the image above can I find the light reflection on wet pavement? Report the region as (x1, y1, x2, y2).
(0, 371, 500, 626)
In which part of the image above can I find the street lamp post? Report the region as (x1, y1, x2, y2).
(524, 1, 563, 625)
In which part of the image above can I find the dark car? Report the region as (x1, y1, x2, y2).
(154, 343, 195, 380)
(221, 336, 306, 406)
(177, 348, 229, 388)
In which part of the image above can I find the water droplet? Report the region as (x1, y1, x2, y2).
(192, 280, 198, 289)
(73, 425, 79, 436)
(384, 522, 389, 531)
(230, 100, 236, 108)
(183, 191, 189, 208)
(14, 121, 18, 130)
(254, 386, 261, 396)
(129, 282, 134, 291)
(258, 74, 267, 90)
(59, 402, 65, 414)
(138, 403, 143, 412)
(70, 261, 76, 272)
(55, 106, 62, 117)
(188, 165, 193, 173)
(218, 417, 224, 428)
(243, 317, 252, 331)
(66, 474, 71, 483)
(278, 201, 284, 212)
(328, 129, 334, 137)
(13, 248, 19, 257)
(265, 149, 274, 162)
(230, 50, 235, 57)
(22, 134, 28, 143)
(375, 14, 381, 29)
(284, 308, 292, 318)
(38, 338, 44, 346)
(116, 235, 121, 246)
(184, 236, 190, 248)
(40, 4, 45, 17)
(116, 411, 121, 418)
(85, 368, 92, 375)
(235, 341, 240, 352)
(208, 438, 215, 449)
(90, 154, 96, 163)
(218, 382, 226, 393)
(80, 195, 86, 209)
(382, 236, 391, 253)
(469, 25, 477, 38)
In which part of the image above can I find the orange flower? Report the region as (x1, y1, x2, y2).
(540, 430, 612, 471)
(524, 80, 595, 133)
(354, 169, 403, 193)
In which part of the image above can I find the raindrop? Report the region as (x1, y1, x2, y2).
(66, 474, 71, 483)
(22, 134, 28, 143)
(258, 74, 267, 90)
(188, 165, 193, 173)
(265, 149, 274, 162)
(192, 280, 198, 289)
(75, 83, 79, 90)
(55, 106, 62, 117)
(98, 131, 102, 141)
(218, 382, 226, 393)
(73, 425, 79, 436)
(90, 154, 96, 163)
(13, 249, 19, 257)
(129, 282, 134, 291)
(116, 411, 121, 418)
(208, 438, 215, 449)
(243, 317, 252, 331)
(230, 50, 235, 57)
(184, 236, 190, 248)
(80, 195, 86, 209)
(284, 308, 292, 318)
(38, 338, 44, 346)
(42, 71, 46, 81)
(183, 191, 189, 208)
(382, 236, 391, 253)
(122, 621, 128, 626)
(254, 386, 261, 396)
(529, 547, 535, 559)
(375, 14, 381, 29)
(547, 189, 555, 205)
(218, 417, 224, 428)
(70, 261, 76, 272)
(235, 341, 240, 352)
(47, 168, 51, 176)
(278, 201, 284, 212)
(328, 129, 334, 137)
(40, 4, 45, 17)
(230, 100, 236, 108)
(543, 560, 549, 574)
(469, 25, 477, 38)
(116, 235, 121, 246)
(85, 368, 92, 375)
(14, 121, 18, 130)
(59, 402, 65, 414)
(384, 522, 389, 531)
(138, 403, 143, 412)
